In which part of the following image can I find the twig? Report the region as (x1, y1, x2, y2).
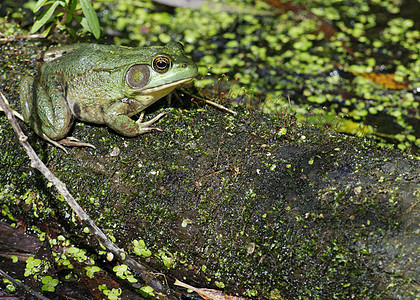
(204, 98, 238, 115)
(0, 32, 44, 43)
(0, 95, 25, 121)
(0, 92, 174, 300)
(0, 268, 51, 300)
(174, 279, 249, 300)
(180, 88, 237, 115)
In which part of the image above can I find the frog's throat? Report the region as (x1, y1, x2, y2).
(141, 77, 194, 94)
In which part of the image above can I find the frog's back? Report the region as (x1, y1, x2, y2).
(43, 44, 135, 75)
(38, 44, 140, 110)
(40, 45, 139, 99)
(41, 43, 180, 78)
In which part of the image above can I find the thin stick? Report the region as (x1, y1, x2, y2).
(0, 92, 173, 300)
(0, 33, 44, 43)
(180, 88, 237, 115)
(204, 98, 238, 115)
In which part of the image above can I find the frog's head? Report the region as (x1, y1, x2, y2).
(124, 41, 197, 105)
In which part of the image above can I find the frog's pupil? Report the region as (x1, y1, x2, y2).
(154, 56, 170, 73)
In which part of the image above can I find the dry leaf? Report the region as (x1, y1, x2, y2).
(174, 279, 250, 300)
(354, 72, 408, 90)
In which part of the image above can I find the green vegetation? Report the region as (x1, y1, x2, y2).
(24, 256, 48, 278)
(132, 239, 152, 257)
(99, 284, 122, 300)
(41, 275, 59, 292)
(0, 0, 418, 299)
(30, 0, 101, 38)
(113, 264, 138, 283)
(1, 0, 418, 151)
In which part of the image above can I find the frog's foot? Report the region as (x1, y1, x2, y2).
(41, 134, 70, 154)
(42, 135, 95, 153)
(135, 111, 167, 133)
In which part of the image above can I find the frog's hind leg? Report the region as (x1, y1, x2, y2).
(18, 76, 95, 152)
(36, 78, 75, 141)
(19, 76, 36, 122)
(19, 76, 74, 142)
(41, 79, 96, 151)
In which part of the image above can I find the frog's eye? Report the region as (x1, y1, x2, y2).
(126, 64, 150, 89)
(153, 56, 171, 73)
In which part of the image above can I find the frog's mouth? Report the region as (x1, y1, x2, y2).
(142, 76, 194, 94)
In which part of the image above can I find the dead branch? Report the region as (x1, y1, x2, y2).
(0, 92, 175, 300)
(0, 32, 44, 43)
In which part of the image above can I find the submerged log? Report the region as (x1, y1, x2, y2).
(1, 105, 418, 299)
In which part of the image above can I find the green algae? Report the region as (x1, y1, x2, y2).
(98, 0, 420, 152)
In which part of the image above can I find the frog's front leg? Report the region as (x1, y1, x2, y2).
(103, 100, 167, 137)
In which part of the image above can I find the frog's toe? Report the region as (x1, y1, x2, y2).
(41, 134, 69, 154)
(139, 127, 163, 134)
(136, 111, 167, 127)
(59, 137, 96, 150)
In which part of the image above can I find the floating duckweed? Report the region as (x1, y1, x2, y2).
(139, 286, 155, 297)
(85, 266, 102, 278)
(41, 276, 59, 292)
(113, 264, 138, 283)
(133, 239, 152, 257)
(24, 256, 48, 277)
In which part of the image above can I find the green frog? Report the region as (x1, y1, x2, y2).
(19, 41, 197, 152)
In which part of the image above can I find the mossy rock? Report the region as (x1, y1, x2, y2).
(1, 102, 418, 298)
